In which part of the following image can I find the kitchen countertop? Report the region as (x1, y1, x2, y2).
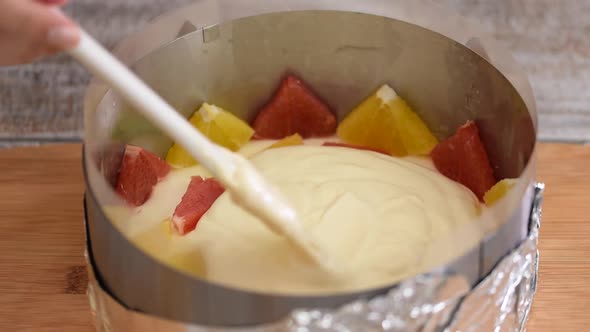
(0, 143, 587, 331)
(0, 0, 589, 146)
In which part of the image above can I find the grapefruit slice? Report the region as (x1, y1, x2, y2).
(252, 75, 337, 139)
(431, 121, 496, 201)
(322, 142, 389, 155)
(484, 178, 518, 206)
(166, 103, 255, 167)
(171, 177, 225, 235)
(337, 84, 438, 156)
(116, 145, 171, 207)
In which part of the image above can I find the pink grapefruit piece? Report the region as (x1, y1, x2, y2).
(431, 121, 496, 201)
(252, 75, 337, 139)
(115, 145, 171, 207)
(171, 177, 225, 235)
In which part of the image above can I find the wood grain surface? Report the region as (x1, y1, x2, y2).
(0, 144, 90, 331)
(0, 0, 589, 145)
(0, 143, 587, 331)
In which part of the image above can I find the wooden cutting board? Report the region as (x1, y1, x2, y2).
(0, 143, 587, 331)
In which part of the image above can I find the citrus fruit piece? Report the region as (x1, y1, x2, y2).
(338, 84, 438, 156)
(269, 133, 304, 149)
(166, 103, 255, 167)
(431, 121, 496, 201)
(390, 97, 439, 155)
(252, 75, 337, 139)
(116, 145, 171, 207)
(171, 177, 225, 235)
(484, 178, 518, 206)
(322, 142, 389, 155)
(164, 143, 197, 168)
(161, 219, 172, 238)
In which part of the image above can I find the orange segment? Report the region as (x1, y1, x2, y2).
(269, 133, 304, 149)
(337, 85, 437, 156)
(166, 103, 255, 167)
(165, 144, 196, 168)
(484, 178, 518, 206)
(390, 98, 439, 155)
(338, 86, 406, 156)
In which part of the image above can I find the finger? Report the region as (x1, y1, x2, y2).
(37, 0, 68, 6)
(8, 0, 79, 62)
(32, 5, 80, 52)
(46, 24, 80, 50)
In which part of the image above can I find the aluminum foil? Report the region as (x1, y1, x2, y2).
(289, 184, 543, 332)
(86, 184, 543, 332)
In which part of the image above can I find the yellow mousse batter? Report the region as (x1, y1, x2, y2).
(106, 140, 482, 295)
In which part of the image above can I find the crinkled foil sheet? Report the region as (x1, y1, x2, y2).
(86, 183, 543, 332)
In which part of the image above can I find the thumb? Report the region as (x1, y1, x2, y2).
(38, 0, 69, 5)
(0, 0, 79, 65)
(45, 8, 80, 51)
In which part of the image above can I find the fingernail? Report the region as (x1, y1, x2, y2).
(47, 26, 80, 49)
(49, 5, 67, 18)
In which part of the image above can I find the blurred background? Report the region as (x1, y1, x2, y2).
(0, 0, 588, 147)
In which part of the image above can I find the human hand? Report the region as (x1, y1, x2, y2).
(0, 0, 80, 66)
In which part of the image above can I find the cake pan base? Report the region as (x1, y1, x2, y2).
(84, 184, 544, 332)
